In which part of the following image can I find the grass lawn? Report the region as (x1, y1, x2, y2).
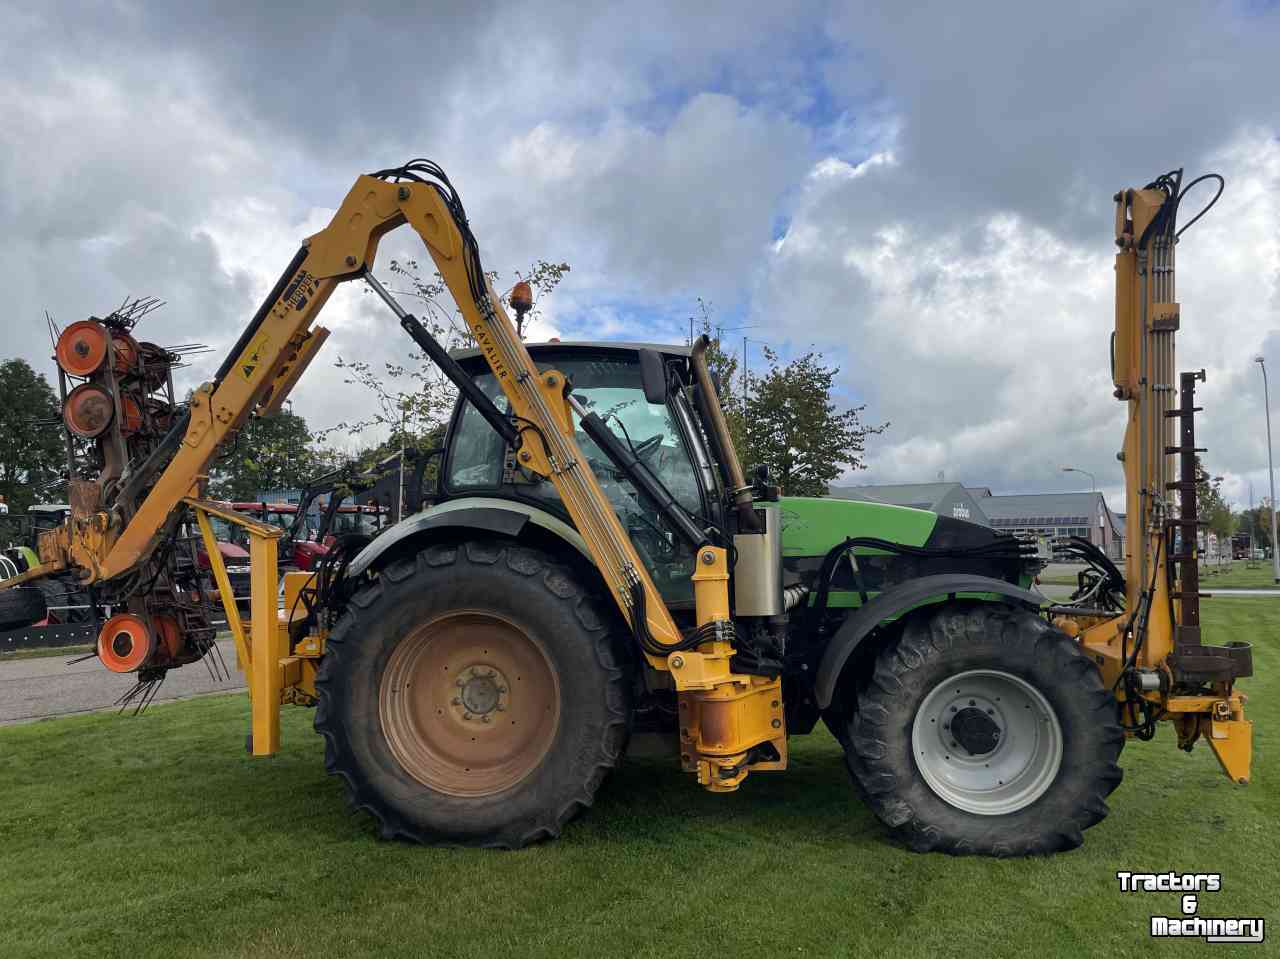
(1040, 560, 1278, 589)
(0, 600, 1274, 959)
(0, 645, 94, 662)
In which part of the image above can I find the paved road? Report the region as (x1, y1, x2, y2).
(0, 639, 244, 726)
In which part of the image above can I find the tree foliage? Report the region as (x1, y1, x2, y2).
(319, 260, 570, 451)
(693, 305, 887, 497)
(1236, 499, 1274, 551)
(1194, 457, 1235, 540)
(208, 409, 339, 501)
(0, 359, 65, 513)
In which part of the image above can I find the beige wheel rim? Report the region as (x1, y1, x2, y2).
(379, 611, 560, 797)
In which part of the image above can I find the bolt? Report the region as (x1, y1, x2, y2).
(969, 699, 976, 706)
(496, 686, 507, 694)
(397, 186, 410, 200)
(456, 679, 465, 687)
(942, 723, 949, 730)
(482, 715, 491, 724)
(462, 712, 472, 721)
(519, 450, 532, 462)
(497, 705, 506, 712)
(546, 374, 558, 386)
(452, 697, 461, 706)
(671, 655, 685, 669)
(771, 700, 780, 708)
(986, 708, 994, 715)
(950, 741, 958, 748)
(950, 706, 957, 713)
(771, 719, 781, 729)
(700, 550, 716, 565)
(345, 255, 357, 267)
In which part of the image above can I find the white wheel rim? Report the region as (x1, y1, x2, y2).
(911, 669, 1063, 816)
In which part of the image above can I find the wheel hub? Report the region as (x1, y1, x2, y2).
(911, 669, 1063, 816)
(951, 705, 1001, 756)
(378, 611, 560, 798)
(454, 665, 509, 722)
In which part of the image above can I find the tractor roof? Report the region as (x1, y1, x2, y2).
(450, 341, 692, 364)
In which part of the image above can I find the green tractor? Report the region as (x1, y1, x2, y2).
(320, 339, 1121, 855)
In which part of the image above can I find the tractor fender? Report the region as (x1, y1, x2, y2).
(813, 573, 1043, 709)
(347, 496, 591, 579)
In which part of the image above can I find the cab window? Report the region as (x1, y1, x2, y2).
(446, 354, 704, 605)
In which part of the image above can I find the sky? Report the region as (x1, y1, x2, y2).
(2, 1, 1278, 512)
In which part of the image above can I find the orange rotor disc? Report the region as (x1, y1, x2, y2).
(97, 613, 155, 673)
(152, 615, 183, 660)
(55, 320, 109, 376)
(63, 384, 115, 438)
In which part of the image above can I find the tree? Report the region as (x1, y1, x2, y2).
(208, 408, 336, 500)
(1237, 499, 1273, 551)
(741, 347, 888, 496)
(320, 259, 570, 449)
(1194, 458, 1234, 541)
(0, 359, 65, 513)
(694, 305, 887, 497)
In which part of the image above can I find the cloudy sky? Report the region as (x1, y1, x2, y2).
(2, 1, 1278, 510)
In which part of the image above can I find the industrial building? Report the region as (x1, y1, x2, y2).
(830, 483, 1124, 560)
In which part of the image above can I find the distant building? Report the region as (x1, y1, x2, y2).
(967, 488, 1123, 560)
(826, 482, 1124, 560)
(829, 482, 992, 526)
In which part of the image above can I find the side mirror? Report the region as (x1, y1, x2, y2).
(639, 349, 668, 405)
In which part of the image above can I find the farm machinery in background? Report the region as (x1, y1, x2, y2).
(0, 160, 1254, 855)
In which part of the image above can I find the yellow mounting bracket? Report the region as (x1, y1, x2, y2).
(187, 497, 283, 757)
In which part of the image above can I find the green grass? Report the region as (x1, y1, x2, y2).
(0, 644, 93, 661)
(1, 600, 1275, 959)
(1197, 561, 1280, 589)
(1040, 560, 1279, 589)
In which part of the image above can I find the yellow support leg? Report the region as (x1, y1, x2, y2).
(249, 532, 281, 757)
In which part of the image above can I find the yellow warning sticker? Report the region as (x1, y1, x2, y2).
(239, 331, 272, 381)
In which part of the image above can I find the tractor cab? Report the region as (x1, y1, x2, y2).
(436, 342, 719, 607)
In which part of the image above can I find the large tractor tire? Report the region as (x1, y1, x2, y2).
(0, 586, 47, 631)
(843, 603, 1123, 856)
(315, 539, 632, 848)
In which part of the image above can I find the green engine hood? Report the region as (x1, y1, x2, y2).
(779, 496, 937, 559)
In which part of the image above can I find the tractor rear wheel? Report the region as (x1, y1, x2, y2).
(0, 586, 47, 631)
(843, 603, 1123, 856)
(315, 539, 632, 848)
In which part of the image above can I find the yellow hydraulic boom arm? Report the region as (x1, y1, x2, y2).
(35, 162, 688, 661)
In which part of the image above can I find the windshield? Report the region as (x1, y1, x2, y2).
(447, 353, 703, 604)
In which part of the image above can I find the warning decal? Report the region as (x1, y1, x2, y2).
(239, 331, 272, 381)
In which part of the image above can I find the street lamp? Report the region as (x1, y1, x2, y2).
(1255, 355, 1280, 583)
(1061, 466, 1096, 492)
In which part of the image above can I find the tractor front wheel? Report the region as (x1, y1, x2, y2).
(315, 539, 632, 848)
(843, 603, 1123, 856)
